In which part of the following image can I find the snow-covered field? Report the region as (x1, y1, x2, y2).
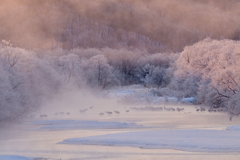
(103, 85, 196, 105)
(30, 120, 143, 130)
(59, 129, 240, 152)
(1, 87, 240, 160)
(0, 155, 32, 160)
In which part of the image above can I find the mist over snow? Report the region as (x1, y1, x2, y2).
(1, 2, 240, 160)
(0, 0, 240, 124)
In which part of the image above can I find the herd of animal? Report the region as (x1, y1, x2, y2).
(195, 106, 227, 112)
(39, 105, 227, 118)
(39, 105, 129, 118)
(131, 106, 185, 112)
(100, 110, 118, 115)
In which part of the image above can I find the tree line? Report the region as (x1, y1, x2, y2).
(0, 38, 239, 123)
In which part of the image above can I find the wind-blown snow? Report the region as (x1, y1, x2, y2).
(0, 155, 32, 160)
(59, 129, 240, 152)
(30, 120, 142, 130)
(226, 125, 240, 131)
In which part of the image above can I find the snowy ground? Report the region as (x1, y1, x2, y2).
(1, 87, 240, 160)
(30, 120, 143, 130)
(59, 129, 240, 152)
(103, 85, 195, 105)
(226, 125, 240, 131)
(0, 155, 32, 160)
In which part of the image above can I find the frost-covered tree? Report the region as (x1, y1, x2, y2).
(172, 38, 240, 117)
(0, 42, 63, 124)
(144, 65, 167, 89)
(81, 55, 117, 89)
(0, 44, 37, 123)
(52, 53, 82, 85)
(103, 49, 144, 85)
(27, 58, 62, 99)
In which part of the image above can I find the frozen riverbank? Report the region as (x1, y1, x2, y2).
(1, 89, 240, 160)
(0, 155, 32, 160)
(59, 128, 240, 152)
(30, 120, 143, 130)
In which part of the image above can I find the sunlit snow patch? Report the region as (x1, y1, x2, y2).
(59, 129, 240, 152)
(30, 120, 142, 130)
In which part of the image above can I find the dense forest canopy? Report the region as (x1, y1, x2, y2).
(0, 0, 240, 124)
(0, 0, 240, 52)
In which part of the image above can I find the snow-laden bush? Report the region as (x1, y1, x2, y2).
(172, 38, 240, 116)
(0, 41, 63, 124)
